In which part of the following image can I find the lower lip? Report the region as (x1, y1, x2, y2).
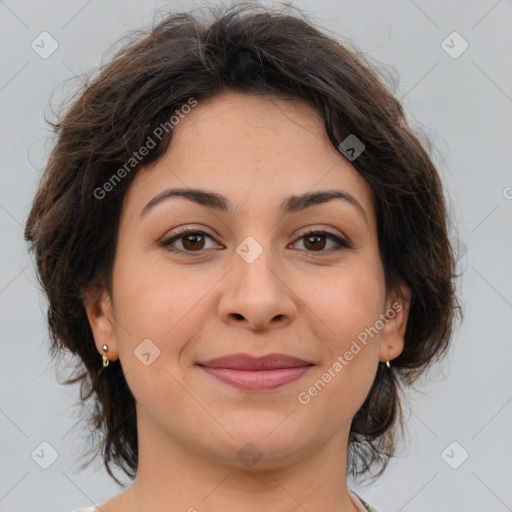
(200, 366, 313, 391)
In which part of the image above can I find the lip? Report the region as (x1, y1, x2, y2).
(197, 353, 314, 391)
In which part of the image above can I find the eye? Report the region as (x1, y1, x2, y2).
(160, 228, 352, 256)
(161, 228, 221, 254)
(290, 230, 352, 253)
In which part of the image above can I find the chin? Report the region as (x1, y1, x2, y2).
(202, 424, 315, 470)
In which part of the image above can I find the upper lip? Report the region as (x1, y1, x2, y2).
(198, 353, 313, 370)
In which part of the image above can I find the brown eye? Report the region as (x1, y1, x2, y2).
(303, 233, 327, 251)
(181, 232, 206, 251)
(292, 230, 352, 253)
(161, 228, 351, 256)
(161, 228, 219, 253)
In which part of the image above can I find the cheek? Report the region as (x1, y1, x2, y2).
(112, 253, 213, 357)
(310, 266, 385, 337)
(113, 248, 178, 321)
(298, 275, 383, 421)
(304, 263, 385, 405)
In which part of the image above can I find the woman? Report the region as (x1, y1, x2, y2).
(24, 2, 461, 511)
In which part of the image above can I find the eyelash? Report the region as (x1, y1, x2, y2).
(160, 228, 352, 256)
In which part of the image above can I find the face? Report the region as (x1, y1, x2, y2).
(85, 90, 409, 471)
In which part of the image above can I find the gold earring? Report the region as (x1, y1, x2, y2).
(102, 344, 110, 367)
(385, 346, 391, 368)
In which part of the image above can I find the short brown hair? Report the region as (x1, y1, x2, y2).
(24, 1, 462, 485)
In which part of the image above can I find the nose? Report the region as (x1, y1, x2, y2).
(217, 248, 297, 332)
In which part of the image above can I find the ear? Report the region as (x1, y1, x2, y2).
(378, 282, 411, 364)
(82, 287, 119, 362)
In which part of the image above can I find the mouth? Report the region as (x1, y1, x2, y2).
(197, 353, 314, 391)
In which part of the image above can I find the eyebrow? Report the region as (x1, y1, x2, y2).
(140, 187, 368, 225)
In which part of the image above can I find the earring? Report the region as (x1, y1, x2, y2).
(102, 344, 110, 367)
(385, 346, 391, 368)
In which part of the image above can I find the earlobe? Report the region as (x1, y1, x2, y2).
(379, 283, 411, 364)
(82, 288, 119, 361)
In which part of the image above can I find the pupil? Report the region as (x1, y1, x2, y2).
(184, 234, 203, 250)
(307, 234, 325, 250)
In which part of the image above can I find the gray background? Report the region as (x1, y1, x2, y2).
(1, 0, 511, 511)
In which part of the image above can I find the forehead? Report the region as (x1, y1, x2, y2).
(124, 91, 375, 224)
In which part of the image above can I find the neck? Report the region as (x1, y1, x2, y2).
(108, 410, 360, 512)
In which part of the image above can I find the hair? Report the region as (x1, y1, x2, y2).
(24, 0, 462, 486)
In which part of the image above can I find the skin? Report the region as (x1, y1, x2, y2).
(84, 90, 410, 512)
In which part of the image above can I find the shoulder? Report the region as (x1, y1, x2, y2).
(349, 490, 383, 512)
(360, 498, 382, 512)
